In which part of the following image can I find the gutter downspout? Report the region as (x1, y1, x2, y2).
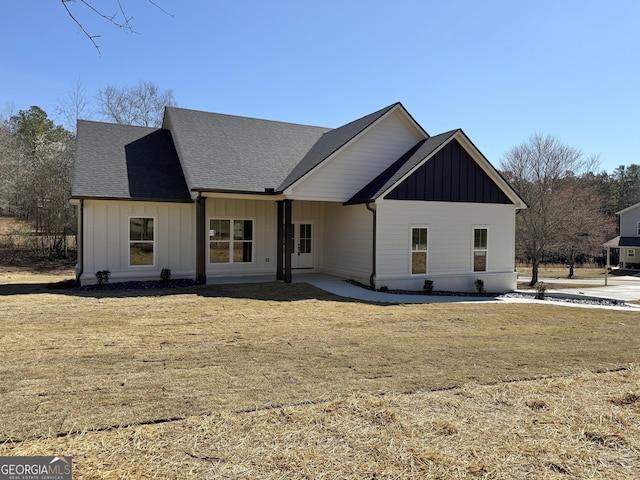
(76, 199, 84, 286)
(365, 201, 376, 288)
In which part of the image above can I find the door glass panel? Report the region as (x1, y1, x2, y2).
(299, 224, 311, 253)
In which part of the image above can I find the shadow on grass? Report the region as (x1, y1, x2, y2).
(0, 279, 367, 304)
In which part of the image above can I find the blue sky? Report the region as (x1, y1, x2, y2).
(2, 0, 639, 173)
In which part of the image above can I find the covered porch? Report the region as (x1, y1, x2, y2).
(194, 195, 340, 285)
(603, 236, 640, 270)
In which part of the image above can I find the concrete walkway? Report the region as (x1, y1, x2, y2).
(208, 272, 640, 308)
(518, 274, 640, 302)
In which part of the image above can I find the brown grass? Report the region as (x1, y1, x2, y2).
(1, 268, 639, 478)
(2, 369, 638, 479)
(0, 216, 76, 276)
(516, 263, 606, 279)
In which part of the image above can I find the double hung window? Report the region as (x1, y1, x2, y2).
(129, 217, 155, 266)
(209, 219, 253, 263)
(473, 228, 488, 272)
(411, 227, 428, 274)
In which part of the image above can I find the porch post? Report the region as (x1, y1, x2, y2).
(276, 200, 284, 281)
(284, 199, 293, 283)
(605, 246, 610, 286)
(196, 195, 207, 285)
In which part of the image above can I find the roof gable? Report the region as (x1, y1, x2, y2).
(384, 137, 513, 204)
(277, 103, 404, 191)
(72, 120, 191, 202)
(348, 131, 526, 207)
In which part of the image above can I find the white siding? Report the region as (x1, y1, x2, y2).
(322, 203, 373, 284)
(375, 200, 517, 292)
(620, 206, 640, 237)
(81, 198, 331, 284)
(204, 198, 325, 276)
(289, 111, 423, 201)
(80, 200, 195, 284)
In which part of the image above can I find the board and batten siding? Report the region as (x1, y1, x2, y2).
(204, 198, 325, 276)
(289, 111, 423, 202)
(81, 200, 195, 284)
(322, 202, 373, 284)
(375, 200, 517, 292)
(205, 197, 278, 276)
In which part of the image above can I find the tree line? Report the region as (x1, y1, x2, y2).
(0, 81, 175, 258)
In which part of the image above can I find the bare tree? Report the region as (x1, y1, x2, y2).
(96, 81, 176, 127)
(61, 0, 173, 54)
(501, 134, 608, 286)
(552, 176, 615, 277)
(55, 79, 93, 131)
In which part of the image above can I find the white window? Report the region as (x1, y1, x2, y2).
(209, 219, 253, 264)
(411, 227, 428, 274)
(629, 249, 636, 258)
(129, 217, 155, 266)
(473, 227, 488, 272)
(637, 222, 640, 235)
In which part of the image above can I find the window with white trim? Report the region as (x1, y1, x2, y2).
(637, 222, 640, 235)
(129, 217, 155, 266)
(629, 249, 636, 258)
(209, 219, 253, 264)
(473, 227, 488, 272)
(411, 227, 428, 274)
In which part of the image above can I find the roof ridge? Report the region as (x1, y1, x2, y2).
(164, 105, 329, 130)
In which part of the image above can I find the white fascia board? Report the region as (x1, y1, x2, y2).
(374, 130, 527, 209)
(453, 132, 528, 209)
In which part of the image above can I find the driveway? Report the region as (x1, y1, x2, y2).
(519, 274, 640, 302)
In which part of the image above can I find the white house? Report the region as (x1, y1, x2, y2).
(604, 201, 640, 269)
(71, 102, 527, 292)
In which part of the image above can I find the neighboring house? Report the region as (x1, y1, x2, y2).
(604, 202, 640, 269)
(71, 102, 527, 292)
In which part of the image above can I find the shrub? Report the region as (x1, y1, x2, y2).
(534, 282, 547, 300)
(95, 270, 111, 286)
(160, 268, 171, 282)
(423, 279, 434, 294)
(474, 278, 485, 294)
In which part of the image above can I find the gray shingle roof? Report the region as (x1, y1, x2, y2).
(73, 102, 433, 201)
(345, 130, 458, 205)
(72, 120, 191, 202)
(164, 107, 330, 193)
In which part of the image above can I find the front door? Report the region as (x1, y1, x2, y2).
(292, 222, 313, 269)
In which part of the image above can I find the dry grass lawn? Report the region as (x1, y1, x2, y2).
(516, 263, 606, 280)
(0, 274, 639, 478)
